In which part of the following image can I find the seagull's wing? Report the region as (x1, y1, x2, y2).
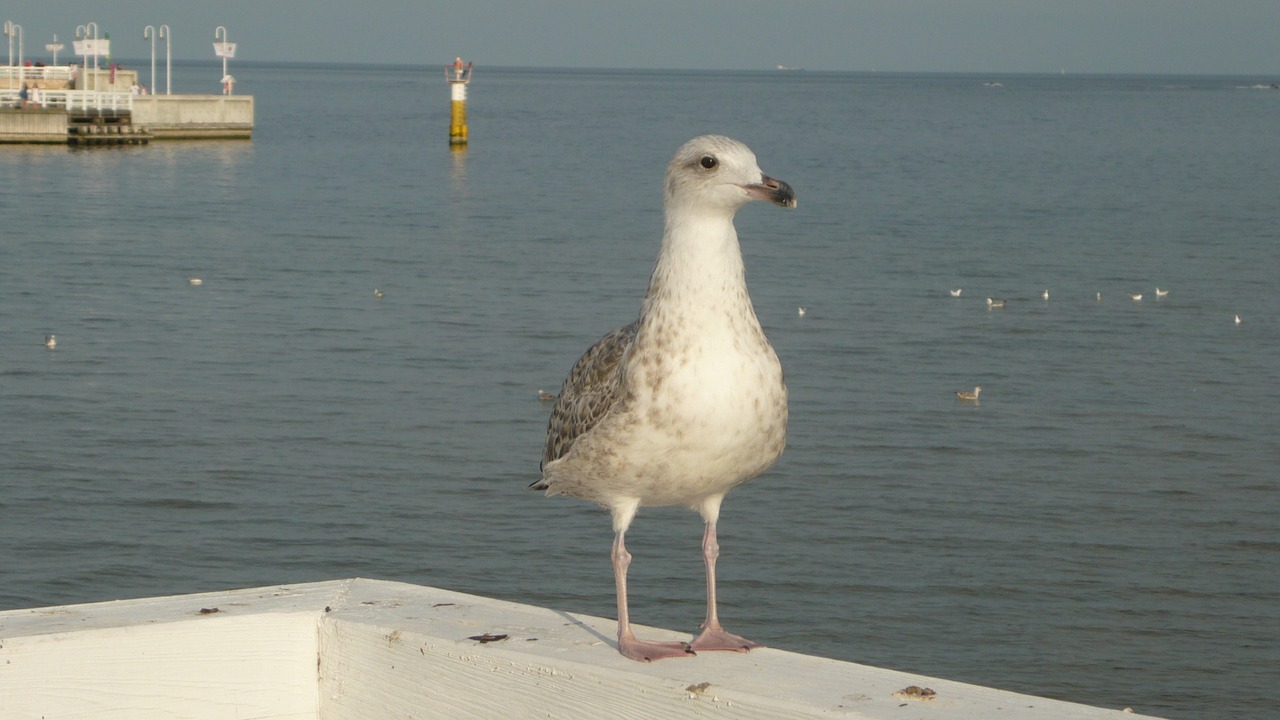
(539, 321, 638, 473)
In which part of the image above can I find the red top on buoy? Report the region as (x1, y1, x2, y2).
(446, 57, 473, 84)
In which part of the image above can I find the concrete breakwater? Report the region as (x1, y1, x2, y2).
(130, 94, 254, 138)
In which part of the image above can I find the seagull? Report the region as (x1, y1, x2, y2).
(1041, 289, 1049, 300)
(1130, 293, 1143, 301)
(1155, 287, 1168, 298)
(533, 136, 796, 662)
(987, 298, 1006, 308)
(797, 306, 807, 317)
(374, 289, 384, 299)
(537, 389, 558, 402)
(1235, 314, 1242, 325)
(188, 277, 203, 286)
(955, 386, 981, 401)
(44, 334, 56, 349)
(1096, 292, 1102, 301)
(949, 288, 962, 297)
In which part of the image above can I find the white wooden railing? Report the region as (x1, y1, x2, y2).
(1, 88, 134, 113)
(1, 64, 76, 84)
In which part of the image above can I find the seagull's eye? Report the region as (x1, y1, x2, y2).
(699, 155, 718, 170)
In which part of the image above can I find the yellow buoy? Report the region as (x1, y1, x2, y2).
(446, 57, 472, 147)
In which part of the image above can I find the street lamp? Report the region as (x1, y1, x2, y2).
(75, 21, 99, 91)
(3, 22, 22, 87)
(144, 25, 156, 94)
(159, 25, 171, 94)
(213, 26, 234, 94)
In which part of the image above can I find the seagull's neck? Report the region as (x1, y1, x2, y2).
(641, 206, 748, 316)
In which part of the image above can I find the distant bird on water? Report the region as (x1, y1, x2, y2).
(949, 288, 962, 297)
(44, 334, 56, 349)
(533, 136, 796, 662)
(374, 288, 384, 299)
(987, 297, 1006, 308)
(1155, 287, 1169, 298)
(188, 277, 203, 286)
(1130, 293, 1143, 301)
(955, 386, 982, 401)
(797, 306, 807, 317)
(1234, 314, 1242, 325)
(1041, 289, 1050, 300)
(536, 389, 558, 402)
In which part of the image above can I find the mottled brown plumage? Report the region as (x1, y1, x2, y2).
(536, 321, 638, 477)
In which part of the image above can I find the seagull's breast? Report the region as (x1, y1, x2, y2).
(615, 300, 788, 502)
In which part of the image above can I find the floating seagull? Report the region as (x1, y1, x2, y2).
(374, 289, 384, 299)
(987, 298, 1006, 308)
(955, 386, 982, 401)
(949, 288, 962, 297)
(1041, 289, 1049, 300)
(1096, 292, 1102, 301)
(44, 334, 56, 349)
(1155, 287, 1168, 298)
(1235, 314, 1242, 325)
(188, 277, 203, 286)
(534, 136, 796, 662)
(797, 306, 806, 317)
(1130, 293, 1143, 301)
(537, 389, 558, 402)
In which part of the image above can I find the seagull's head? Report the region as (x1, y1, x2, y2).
(665, 135, 796, 214)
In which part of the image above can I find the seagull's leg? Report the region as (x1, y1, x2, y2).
(691, 498, 762, 653)
(611, 503, 694, 662)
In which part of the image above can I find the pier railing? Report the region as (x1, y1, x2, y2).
(1, 88, 134, 113)
(1, 65, 76, 85)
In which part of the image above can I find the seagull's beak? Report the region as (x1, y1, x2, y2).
(743, 175, 797, 208)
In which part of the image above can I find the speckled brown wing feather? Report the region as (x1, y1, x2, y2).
(537, 321, 639, 477)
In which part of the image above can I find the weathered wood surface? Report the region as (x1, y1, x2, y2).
(0, 578, 1166, 719)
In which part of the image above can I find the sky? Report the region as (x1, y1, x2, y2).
(4, 1, 1278, 75)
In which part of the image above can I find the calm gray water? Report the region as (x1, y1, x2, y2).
(3, 64, 1278, 719)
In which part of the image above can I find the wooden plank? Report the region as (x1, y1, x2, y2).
(320, 579, 1164, 720)
(0, 612, 318, 719)
(0, 579, 1167, 720)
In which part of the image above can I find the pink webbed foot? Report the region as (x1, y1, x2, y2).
(690, 624, 763, 653)
(618, 634, 696, 662)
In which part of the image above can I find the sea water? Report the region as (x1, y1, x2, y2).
(2, 64, 1278, 720)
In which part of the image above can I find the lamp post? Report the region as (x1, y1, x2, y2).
(75, 22, 99, 91)
(3, 22, 22, 87)
(159, 25, 170, 94)
(213, 26, 234, 94)
(144, 25, 156, 94)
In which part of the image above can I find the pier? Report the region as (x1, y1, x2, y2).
(1, 65, 253, 144)
(0, 578, 1165, 719)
